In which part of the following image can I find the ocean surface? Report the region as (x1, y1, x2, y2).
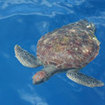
(0, 0, 105, 105)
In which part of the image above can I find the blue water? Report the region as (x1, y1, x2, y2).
(0, 0, 105, 105)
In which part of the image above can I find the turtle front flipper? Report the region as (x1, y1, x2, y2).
(14, 45, 42, 68)
(66, 70, 104, 87)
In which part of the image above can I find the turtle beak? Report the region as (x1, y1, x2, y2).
(33, 76, 44, 85)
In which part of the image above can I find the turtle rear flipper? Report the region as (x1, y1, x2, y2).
(66, 70, 104, 87)
(14, 45, 42, 68)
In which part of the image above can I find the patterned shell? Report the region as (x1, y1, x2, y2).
(37, 20, 100, 69)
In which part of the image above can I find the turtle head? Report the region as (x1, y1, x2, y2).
(32, 70, 49, 84)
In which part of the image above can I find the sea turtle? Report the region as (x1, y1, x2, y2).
(14, 20, 104, 87)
